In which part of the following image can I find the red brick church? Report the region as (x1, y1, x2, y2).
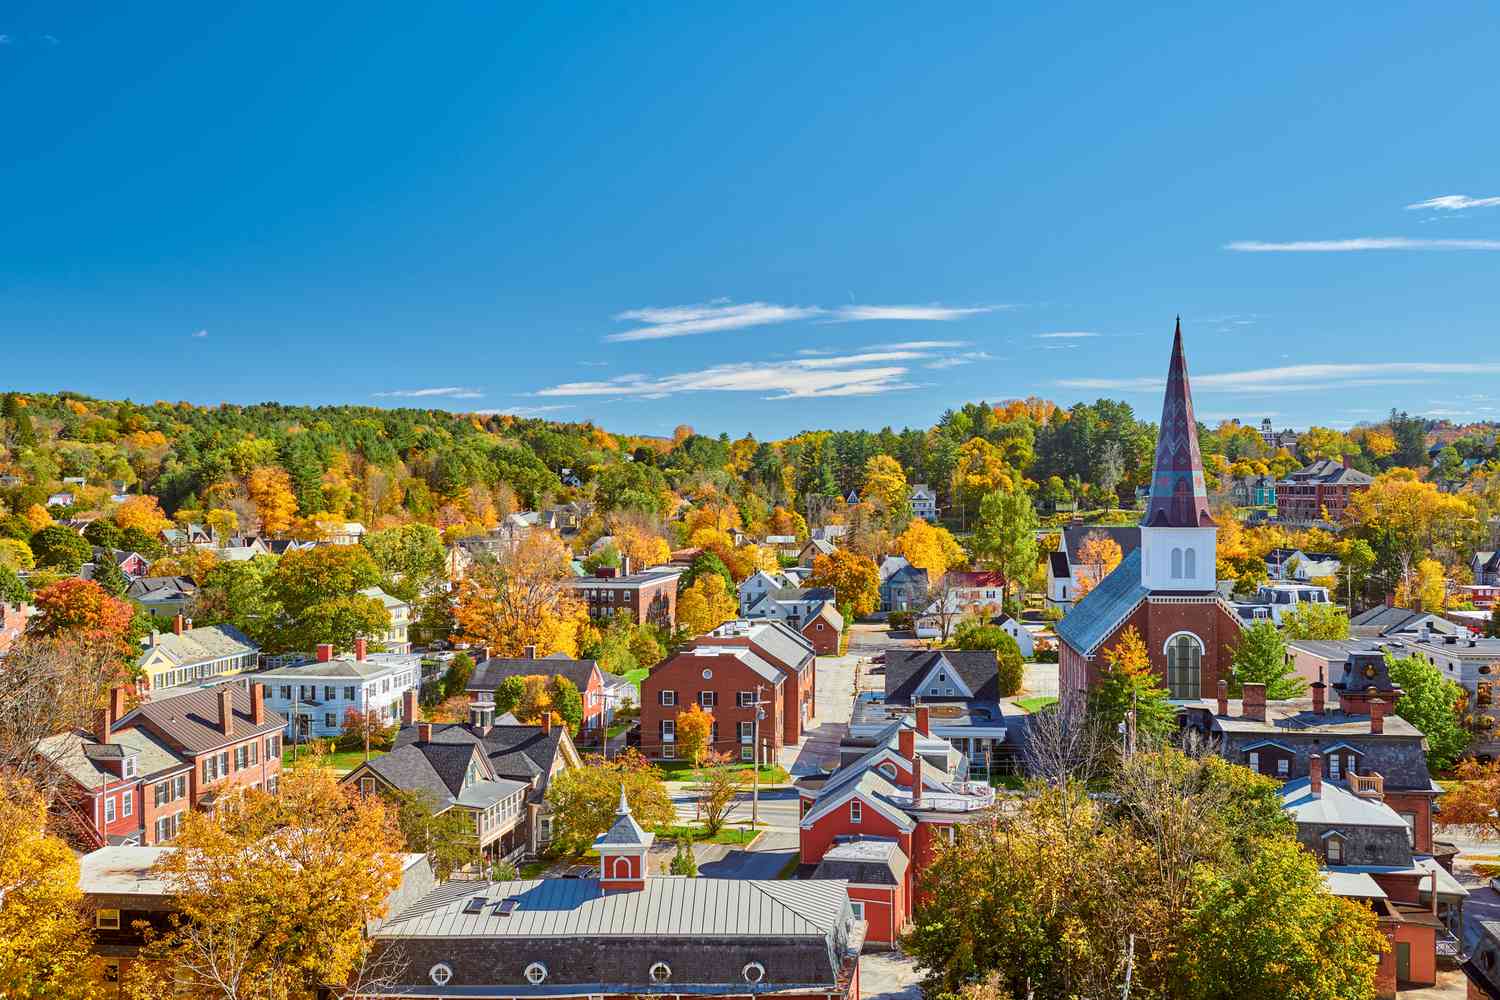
(1057, 320, 1243, 699)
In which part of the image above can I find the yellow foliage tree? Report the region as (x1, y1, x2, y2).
(246, 466, 299, 535)
(0, 774, 93, 999)
(956, 438, 1013, 499)
(767, 506, 808, 540)
(1395, 557, 1447, 611)
(808, 549, 880, 618)
(675, 703, 714, 765)
(616, 525, 671, 569)
(1073, 531, 1124, 599)
(897, 519, 966, 580)
(861, 454, 909, 512)
(22, 504, 52, 533)
(112, 495, 172, 535)
(453, 530, 589, 657)
(678, 574, 738, 636)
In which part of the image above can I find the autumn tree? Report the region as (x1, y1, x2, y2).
(945, 621, 1023, 696)
(896, 519, 965, 580)
(696, 751, 747, 834)
(125, 763, 405, 1000)
(112, 494, 172, 535)
(861, 454, 909, 523)
(1072, 531, 1123, 599)
(453, 530, 588, 658)
(0, 772, 94, 1000)
(807, 548, 880, 618)
(0, 537, 34, 571)
(1395, 556, 1446, 611)
(25, 577, 138, 667)
(675, 703, 714, 765)
(337, 707, 398, 753)
(550, 675, 584, 735)
(262, 545, 390, 654)
(544, 750, 674, 855)
(677, 573, 739, 636)
(1087, 626, 1174, 743)
(971, 484, 1038, 605)
(1229, 621, 1305, 699)
(1439, 758, 1500, 840)
(391, 789, 480, 879)
(1345, 472, 1476, 597)
(245, 465, 300, 536)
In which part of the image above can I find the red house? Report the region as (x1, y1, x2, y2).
(1276, 457, 1373, 526)
(801, 602, 844, 656)
(641, 645, 785, 761)
(797, 709, 994, 947)
(701, 620, 817, 744)
(467, 647, 608, 735)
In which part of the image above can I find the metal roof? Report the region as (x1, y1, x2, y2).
(1054, 549, 1149, 656)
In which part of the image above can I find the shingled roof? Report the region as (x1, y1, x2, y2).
(391, 721, 571, 801)
(1142, 320, 1215, 530)
(469, 656, 599, 694)
(884, 649, 1001, 705)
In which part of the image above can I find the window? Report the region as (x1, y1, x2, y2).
(344, 686, 356, 700)
(525, 963, 548, 985)
(324, 685, 336, 701)
(850, 800, 863, 824)
(1171, 548, 1183, 578)
(102, 959, 120, 987)
(1277, 757, 1289, 776)
(649, 963, 672, 983)
(267, 774, 279, 794)
(155, 813, 181, 842)
(1400, 812, 1417, 847)
(878, 762, 898, 779)
(1183, 547, 1196, 578)
(250, 741, 258, 765)
(1329, 755, 1341, 779)
(738, 691, 755, 708)
(325, 713, 337, 729)
(236, 745, 249, 770)
(1326, 836, 1344, 864)
(104, 796, 116, 823)
(96, 908, 121, 930)
(849, 901, 866, 920)
(122, 757, 136, 779)
(280, 685, 291, 700)
(743, 962, 766, 984)
(661, 720, 675, 742)
(202, 757, 216, 783)
(699, 691, 716, 708)
(219, 751, 229, 775)
(429, 964, 453, 986)
(739, 721, 753, 743)
(1165, 633, 1203, 700)
(174, 774, 186, 799)
(122, 790, 132, 818)
(361, 777, 377, 795)
(742, 743, 754, 761)
(659, 690, 676, 707)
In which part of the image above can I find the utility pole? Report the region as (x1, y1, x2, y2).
(751, 684, 768, 829)
(292, 685, 300, 763)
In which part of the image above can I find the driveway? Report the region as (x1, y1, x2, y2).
(860, 951, 922, 1000)
(697, 830, 799, 879)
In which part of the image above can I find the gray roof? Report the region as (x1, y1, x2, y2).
(138, 624, 257, 668)
(1280, 777, 1407, 828)
(125, 575, 196, 602)
(1060, 524, 1141, 565)
(470, 656, 599, 694)
(885, 649, 1000, 705)
(678, 646, 784, 685)
(1055, 549, 1149, 656)
(1285, 639, 1371, 664)
(1321, 869, 1387, 899)
(1285, 460, 1374, 486)
(356, 742, 525, 813)
(37, 726, 189, 790)
(392, 722, 569, 800)
(813, 837, 908, 886)
(255, 651, 420, 681)
(1348, 606, 1460, 635)
(704, 620, 816, 674)
(117, 685, 286, 754)
(768, 586, 835, 603)
(78, 846, 173, 897)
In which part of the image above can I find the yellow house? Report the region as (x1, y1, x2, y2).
(137, 616, 260, 692)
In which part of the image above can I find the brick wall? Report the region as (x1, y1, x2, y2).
(640, 652, 783, 760)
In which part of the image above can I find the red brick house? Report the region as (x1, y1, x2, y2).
(1057, 321, 1243, 701)
(796, 710, 994, 947)
(1276, 458, 1373, 526)
(566, 564, 682, 630)
(702, 620, 817, 743)
(467, 647, 609, 735)
(801, 601, 844, 655)
(640, 645, 785, 761)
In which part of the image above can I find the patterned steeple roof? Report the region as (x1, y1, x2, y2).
(1143, 318, 1216, 529)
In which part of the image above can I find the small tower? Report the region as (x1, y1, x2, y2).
(594, 785, 654, 891)
(1140, 318, 1217, 592)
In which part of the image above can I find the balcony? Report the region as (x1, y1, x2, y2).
(1349, 772, 1385, 799)
(894, 782, 996, 813)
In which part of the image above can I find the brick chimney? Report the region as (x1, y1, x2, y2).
(251, 683, 265, 725)
(480, 646, 491, 663)
(911, 753, 923, 809)
(899, 726, 916, 763)
(621, 555, 632, 576)
(1309, 753, 1322, 798)
(173, 613, 185, 636)
(354, 638, 367, 661)
(1370, 698, 1387, 735)
(1215, 679, 1228, 717)
(1384, 592, 1395, 609)
(1311, 666, 1326, 715)
(1342, 454, 1353, 470)
(915, 706, 930, 737)
(524, 644, 537, 660)
(1242, 683, 1267, 723)
(97, 687, 127, 743)
(542, 713, 552, 735)
(402, 689, 418, 725)
(417, 721, 433, 742)
(218, 688, 235, 737)
(316, 643, 334, 663)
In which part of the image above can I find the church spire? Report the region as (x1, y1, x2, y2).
(1143, 318, 1215, 529)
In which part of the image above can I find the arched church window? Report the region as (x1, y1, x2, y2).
(1183, 547, 1196, 579)
(1170, 548, 1183, 578)
(1166, 633, 1203, 700)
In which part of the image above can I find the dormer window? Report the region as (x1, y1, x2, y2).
(1325, 833, 1345, 864)
(122, 756, 137, 779)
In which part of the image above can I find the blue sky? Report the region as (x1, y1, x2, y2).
(3, 3, 1500, 438)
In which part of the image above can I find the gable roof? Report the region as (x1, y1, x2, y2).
(885, 649, 999, 704)
(37, 726, 189, 790)
(1286, 459, 1374, 486)
(469, 656, 599, 693)
(357, 741, 526, 811)
(1054, 549, 1149, 656)
(137, 624, 258, 669)
(1347, 606, 1461, 635)
(1280, 777, 1407, 829)
(391, 721, 571, 799)
(1060, 525, 1142, 565)
(117, 685, 285, 754)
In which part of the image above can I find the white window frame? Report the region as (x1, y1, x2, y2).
(850, 800, 862, 824)
(849, 900, 865, 920)
(659, 690, 676, 707)
(1247, 751, 1259, 771)
(104, 795, 116, 823)
(699, 691, 716, 709)
(96, 907, 121, 930)
(122, 789, 132, 818)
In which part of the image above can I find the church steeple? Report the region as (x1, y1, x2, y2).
(1143, 318, 1215, 530)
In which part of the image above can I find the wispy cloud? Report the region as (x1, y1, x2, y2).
(1060, 361, 1500, 394)
(605, 300, 998, 342)
(1406, 194, 1500, 211)
(924, 351, 997, 369)
(534, 354, 923, 401)
(476, 404, 574, 417)
(190, 329, 208, 338)
(1035, 331, 1099, 339)
(1226, 237, 1500, 252)
(374, 386, 484, 399)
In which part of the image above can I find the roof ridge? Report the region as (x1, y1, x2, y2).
(742, 879, 838, 934)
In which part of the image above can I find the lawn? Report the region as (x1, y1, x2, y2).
(282, 748, 384, 774)
(656, 760, 792, 784)
(1013, 695, 1059, 713)
(655, 823, 761, 846)
(621, 667, 649, 690)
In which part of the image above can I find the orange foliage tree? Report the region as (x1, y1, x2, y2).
(112, 495, 172, 535)
(25, 577, 137, 667)
(246, 466, 299, 535)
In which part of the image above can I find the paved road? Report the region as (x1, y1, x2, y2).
(698, 831, 799, 879)
(669, 785, 801, 831)
(859, 952, 922, 1000)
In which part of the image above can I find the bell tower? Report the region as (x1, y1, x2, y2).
(1140, 318, 1217, 593)
(594, 785, 654, 891)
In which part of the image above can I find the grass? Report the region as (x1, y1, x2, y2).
(775, 853, 802, 879)
(282, 748, 384, 774)
(1013, 695, 1059, 713)
(989, 774, 1027, 790)
(621, 667, 649, 690)
(656, 760, 792, 784)
(519, 860, 550, 879)
(656, 823, 761, 846)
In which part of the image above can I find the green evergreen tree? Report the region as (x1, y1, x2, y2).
(1229, 621, 1305, 699)
(92, 557, 130, 598)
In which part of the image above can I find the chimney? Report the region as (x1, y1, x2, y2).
(354, 638, 367, 661)
(1342, 454, 1353, 470)
(218, 688, 235, 737)
(899, 726, 916, 763)
(173, 613, 185, 636)
(402, 689, 418, 726)
(1430, 869, 1440, 917)
(1370, 698, 1387, 735)
(1242, 683, 1267, 723)
(911, 753, 923, 809)
(542, 713, 552, 735)
(596, 567, 616, 579)
(1385, 592, 1395, 609)
(1215, 679, 1228, 717)
(184, 617, 193, 631)
(417, 721, 433, 742)
(480, 646, 491, 663)
(1311, 665, 1326, 715)
(915, 706, 930, 737)
(621, 555, 632, 576)
(316, 643, 334, 663)
(251, 683, 266, 725)
(1309, 753, 1322, 798)
(524, 644, 537, 660)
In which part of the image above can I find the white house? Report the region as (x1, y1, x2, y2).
(738, 569, 799, 617)
(993, 615, 1035, 657)
(254, 643, 423, 741)
(357, 586, 412, 653)
(910, 484, 938, 522)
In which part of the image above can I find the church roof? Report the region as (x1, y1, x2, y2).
(1142, 320, 1215, 530)
(1054, 549, 1149, 656)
